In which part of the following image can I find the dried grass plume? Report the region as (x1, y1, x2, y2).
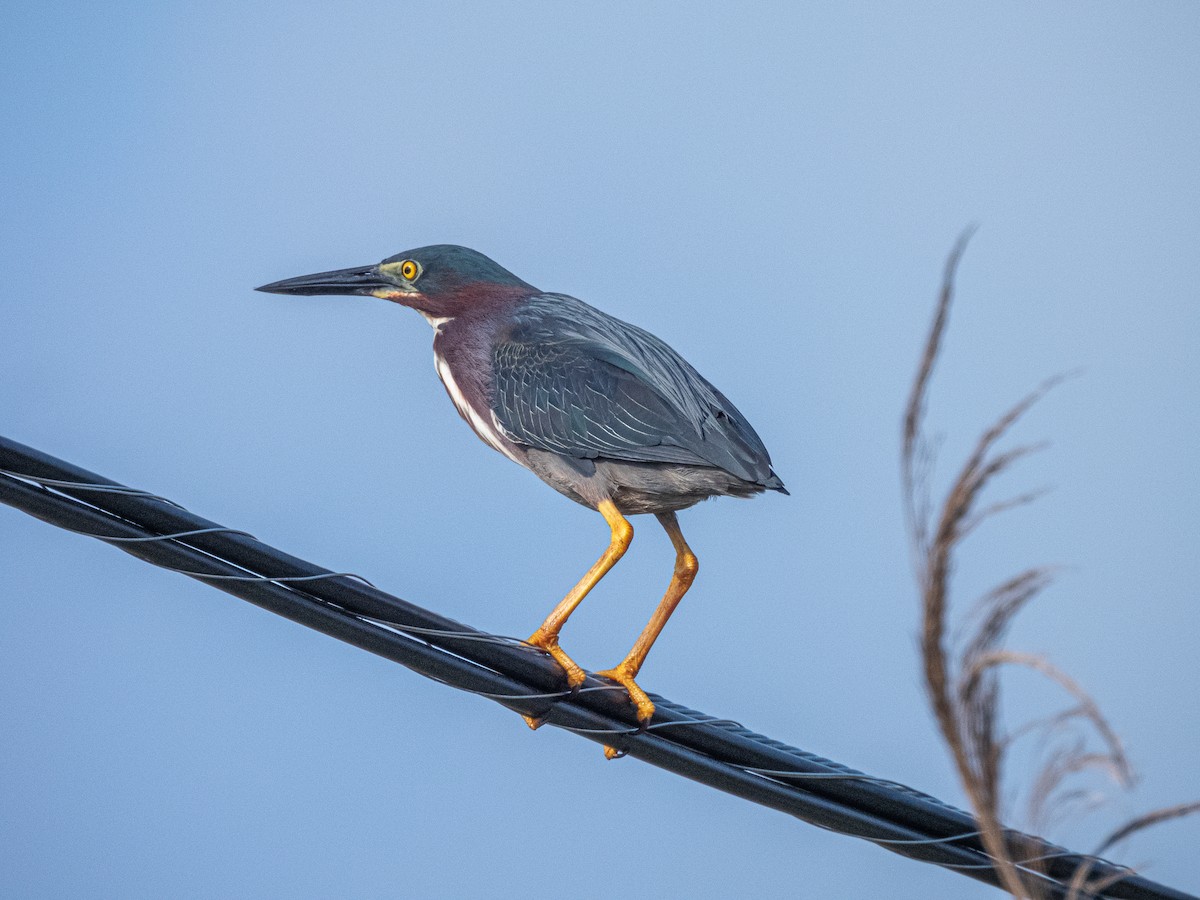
(901, 232, 1196, 898)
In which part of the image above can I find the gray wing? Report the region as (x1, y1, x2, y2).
(492, 294, 782, 487)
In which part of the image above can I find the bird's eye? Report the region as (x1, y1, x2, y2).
(400, 260, 420, 280)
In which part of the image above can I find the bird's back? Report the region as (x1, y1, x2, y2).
(492, 293, 785, 492)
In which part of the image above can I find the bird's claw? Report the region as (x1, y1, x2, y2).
(526, 630, 587, 688)
(521, 631, 588, 731)
(599, 664, 651, 760)
(595, 665, 655, 725)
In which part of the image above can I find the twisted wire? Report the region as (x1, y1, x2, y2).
(0, 437, 1192, 900)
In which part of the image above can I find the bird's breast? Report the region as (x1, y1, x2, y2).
(432, 329, 522, 465)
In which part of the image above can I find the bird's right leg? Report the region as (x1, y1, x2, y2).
(524, 499, 632, 729)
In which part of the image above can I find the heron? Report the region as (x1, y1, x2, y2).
(257, 245, 785, 738)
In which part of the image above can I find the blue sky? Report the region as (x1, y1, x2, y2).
(2, 2, 1197, 897)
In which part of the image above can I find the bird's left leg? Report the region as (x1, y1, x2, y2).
(523, 499, 633, 729)
(597, 511, 698, 735)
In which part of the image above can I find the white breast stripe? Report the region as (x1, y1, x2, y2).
(435, 354, 522, 464)
(419, 312, 454, 330)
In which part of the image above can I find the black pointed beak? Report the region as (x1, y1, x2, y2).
(255, 264, 392, 296)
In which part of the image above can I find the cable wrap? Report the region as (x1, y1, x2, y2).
(0, 435, 1193, 900)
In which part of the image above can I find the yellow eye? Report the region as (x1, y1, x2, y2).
(400, 259, 419, 280)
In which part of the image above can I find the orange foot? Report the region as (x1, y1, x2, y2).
(523, 629, 587, 730)
(595, 663, 655, 726)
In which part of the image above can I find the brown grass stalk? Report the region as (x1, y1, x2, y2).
(901, 234, 1197, 898)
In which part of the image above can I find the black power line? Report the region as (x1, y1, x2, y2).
(0, 435, 1192, 900)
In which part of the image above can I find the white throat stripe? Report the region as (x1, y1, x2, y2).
(434, 355, 521, 464)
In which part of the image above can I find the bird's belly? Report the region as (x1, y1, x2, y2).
(434, 354, 522, 464)
(522, 448, 769, 514)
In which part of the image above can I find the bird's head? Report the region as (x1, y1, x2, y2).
(256, 244, 536, 321)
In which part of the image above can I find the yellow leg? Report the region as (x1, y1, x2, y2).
(523, 499, 633, 729)
(597, 511, 698, 735)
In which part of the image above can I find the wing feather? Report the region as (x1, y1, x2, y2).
(491, 294, 781, 486)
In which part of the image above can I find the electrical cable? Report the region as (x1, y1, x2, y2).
(0, 436, 1192, 900)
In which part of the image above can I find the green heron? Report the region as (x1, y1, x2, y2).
(257, 245, 785, 737)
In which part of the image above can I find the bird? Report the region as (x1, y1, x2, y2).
(257, 245, 785, 737)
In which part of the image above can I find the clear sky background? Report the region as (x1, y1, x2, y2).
(2, 3, 1197, 897)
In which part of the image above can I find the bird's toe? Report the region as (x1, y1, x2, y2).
(526, 630, 587, 689)
(595, 665, 655, 725)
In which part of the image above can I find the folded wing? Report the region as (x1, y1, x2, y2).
(492, 294, 782, 488)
